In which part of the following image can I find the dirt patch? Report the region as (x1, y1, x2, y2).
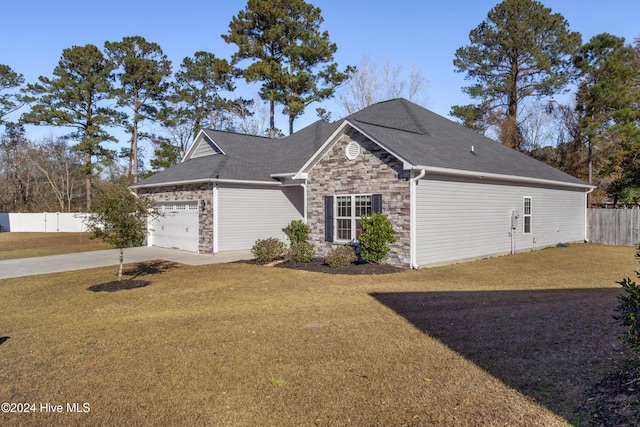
(87, 280, 150, 292)
(240, 257, 406, 274)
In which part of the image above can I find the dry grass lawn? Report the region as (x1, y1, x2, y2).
(0, 232, 108, 260)
(0, 243, 636, 426)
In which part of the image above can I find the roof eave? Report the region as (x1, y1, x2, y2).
(413, 165, 595, 190)
(131, 177, 283, 189)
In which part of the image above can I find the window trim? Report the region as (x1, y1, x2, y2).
(324, 194, 382, 243)
(333, 193, 373, 242)
(523, 196, 532, 235)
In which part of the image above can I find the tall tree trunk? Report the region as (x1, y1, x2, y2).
(118, 247, 124, 281)
(132, 93, 139, 183)
(289, 115, 294, 136)
(85, 151, 92, 211)
(587, 137, 593, 207)
(269, 98, 276, 138)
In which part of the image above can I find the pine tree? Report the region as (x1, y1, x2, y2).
(105, 36, 172, 182)
(21, 44, 120, 210)
(223, 0, 352, 137)
(452, 0, 581, 150)
(574, 33, 640, 204)
(0, 64, 26, 126)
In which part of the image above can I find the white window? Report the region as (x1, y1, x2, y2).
(335, 194, 373, 241)
(523, 197, 532, 234)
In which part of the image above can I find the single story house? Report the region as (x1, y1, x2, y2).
(131, 98, 594, 268)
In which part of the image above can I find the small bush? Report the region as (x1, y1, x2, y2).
(286, 241, 315, 263)
(251, 238, 286, 264)
(615, 276, 640, 356)
(358, 212, 396, 264)
(284, 220, 310, 244)
(324, 246, 356, 268)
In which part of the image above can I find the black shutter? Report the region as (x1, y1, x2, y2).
(372, 194, 382, 213)
(324, 196, 333, 242)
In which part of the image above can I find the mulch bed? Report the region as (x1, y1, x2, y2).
(87, 280, 151, 293)
(239, 257, 406, 275)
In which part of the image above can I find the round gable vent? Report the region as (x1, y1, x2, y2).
(345, 141, 361, 160)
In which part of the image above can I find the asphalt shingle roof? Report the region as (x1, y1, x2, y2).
(346, 99, 587, 186)
(133, 98, 588, 188)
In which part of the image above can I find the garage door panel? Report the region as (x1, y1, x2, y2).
(150, 202, 199, 252)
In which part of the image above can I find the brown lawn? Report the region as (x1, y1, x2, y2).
(0, 243, 636, 426)
(0, 232, 108, 260)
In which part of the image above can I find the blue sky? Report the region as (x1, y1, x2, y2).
(2, 0, 640, 144)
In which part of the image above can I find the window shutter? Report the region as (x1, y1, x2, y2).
(324, 196, 334, 242)
(372, 194, 382, 213)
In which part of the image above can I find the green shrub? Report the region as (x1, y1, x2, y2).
(284, 220, 310, 244)
(615, 275, 640, 356)
(358, 212, 396, 264)
(324, 246, 356, 268)
(251, 237, 286, 264)
(286, 241, 315, 263)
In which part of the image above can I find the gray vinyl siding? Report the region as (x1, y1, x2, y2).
(190, 138, 221, 159)
(217, 185, 304, 251)
(415, 175, 586, 267)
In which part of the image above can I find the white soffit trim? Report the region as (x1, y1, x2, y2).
(415, 165, 595, 190)
(131, 178, 284, 189)
(292, 120, 415, 179)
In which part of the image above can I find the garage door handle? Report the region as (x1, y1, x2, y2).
(185, 227, 189, 232)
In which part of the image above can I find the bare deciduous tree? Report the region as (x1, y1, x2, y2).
(29, 138, 83, 212)
(336, 56, 429, 114)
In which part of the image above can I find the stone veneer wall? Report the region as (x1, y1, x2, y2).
(137, 184, 214, 254)
(306, 129, 412, 267)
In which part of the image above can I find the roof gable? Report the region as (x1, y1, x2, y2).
(184, 132, 225, 160)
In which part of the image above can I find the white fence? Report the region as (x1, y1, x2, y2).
(0, 212, 90, 232)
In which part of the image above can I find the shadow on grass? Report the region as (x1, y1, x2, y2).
(371, 288, 628, 426)
(124, 260, 178, 279)
(87, 261, 178, 293)
(0, 336, 9, 345)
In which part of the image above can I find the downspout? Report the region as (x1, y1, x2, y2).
(584, 186, 595, 242)
(213, 184, 219, 253)
(301, 181, 308, 223)
(410, 169, 427, 269)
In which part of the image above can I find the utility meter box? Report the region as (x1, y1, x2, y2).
(510, 210, 519, 230)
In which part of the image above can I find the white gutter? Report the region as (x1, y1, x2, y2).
(301, 182, 308, 223)
(131, 177, 284, 189)
(584, 186, 596, 242)
(413, 165, 595, 191)
(213, 186, 219, 253)
(410, 169, 427, 269)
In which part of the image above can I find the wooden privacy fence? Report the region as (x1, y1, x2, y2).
(588, 209, 640, 246)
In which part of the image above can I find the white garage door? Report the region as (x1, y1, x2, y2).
(150, 202, 199, 252)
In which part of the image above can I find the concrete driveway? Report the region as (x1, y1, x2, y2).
(0, 247, 252, 280)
